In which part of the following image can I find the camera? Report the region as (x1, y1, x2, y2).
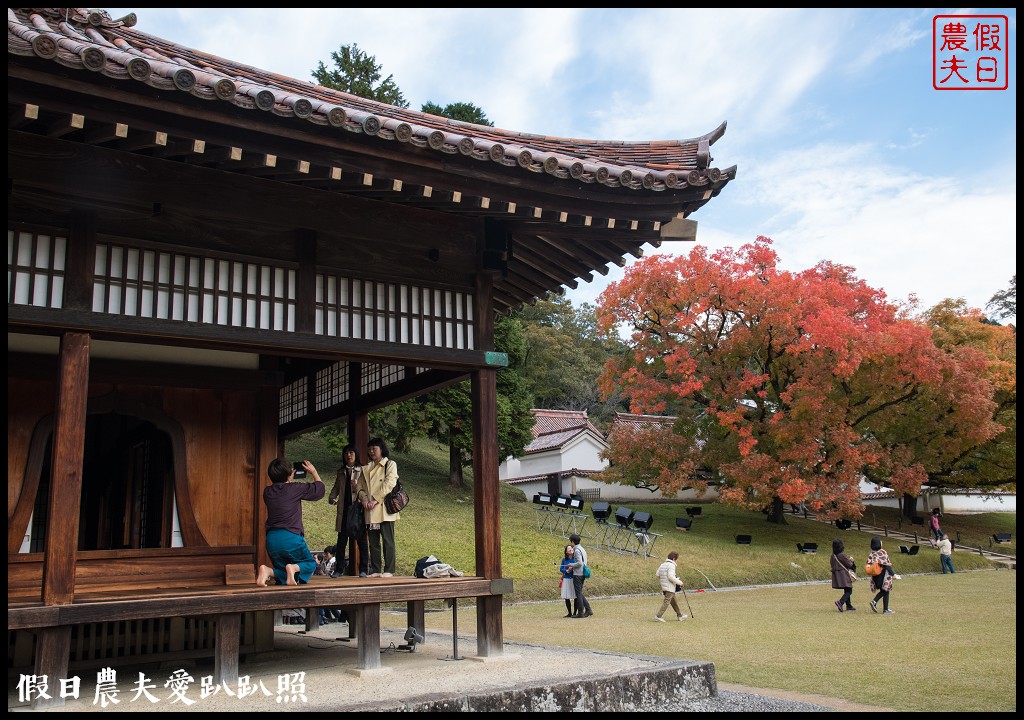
(292, 461, 307, 478)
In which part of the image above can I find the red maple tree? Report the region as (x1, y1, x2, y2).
(596, 238, 1001, 523)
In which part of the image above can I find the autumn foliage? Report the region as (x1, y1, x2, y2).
(596, 238, 1003, 521)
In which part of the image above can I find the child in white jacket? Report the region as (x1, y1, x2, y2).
(654, 551, 687, 621)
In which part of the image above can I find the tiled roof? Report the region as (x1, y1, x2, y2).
(525, 427, 596, 454)
(608, 412, 676, 434)
(531, 409, 591, 437)
(504, 469, 605, 486)
(7, 8, 735, 193)
(523, 409, 606, 453)
(8, 8, 737, 314)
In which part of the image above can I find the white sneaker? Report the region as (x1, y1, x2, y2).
(677, 615, 688, 621)
(368, 573, 381, 578)
(381, 572, 393, 578)
(654, 616, 666, 622)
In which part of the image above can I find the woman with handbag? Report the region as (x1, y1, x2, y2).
(867, 536, 896, 614)
(358, 438, 400, 577)
(328, 445, 369, 577)
(829, 538, 857, 612)
(558, 545, 577, 617)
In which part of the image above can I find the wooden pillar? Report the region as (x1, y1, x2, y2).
(31, 627, 73, 710)
(472, 368, 503, 656)
(355, 603, 381, 670)
(256, 360, 281, 570)
(213, 613, 241, 686)
(33, 332, 89, 708)
(294, 229, 317, 334)
(471, 269, 503, 657)
(43, 332, 89, 605)
(305, 606, 321, 632)
(347, 364, 369, 576)
(64, 209, 97, 311)
(406, 600, 426, 644)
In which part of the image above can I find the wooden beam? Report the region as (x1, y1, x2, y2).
(9, 102, 39, 129)
(8, 71, 715, 224)
(512, 238, 594, 286)
(7, 305, 498, 372)
(46, 113, 84, 138)
(9, 130, 479, 256)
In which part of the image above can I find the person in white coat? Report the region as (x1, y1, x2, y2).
(654, 551, 688, 622)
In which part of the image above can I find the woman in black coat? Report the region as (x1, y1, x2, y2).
(829, 537, 857, 612)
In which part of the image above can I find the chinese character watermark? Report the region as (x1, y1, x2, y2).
(16, 670, 307, 706)
(933, 15, 1009, 90)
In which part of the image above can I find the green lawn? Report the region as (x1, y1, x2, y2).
(385, 571, 1016, 713)
(288, 436, 1011, 602)
(287, 434, 1016, 711)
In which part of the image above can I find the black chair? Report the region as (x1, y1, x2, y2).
(899, 545, 920, 555)
(796, 543, 817, 554)
(685, 506, 702, 518)
(835, 519, 852, 530)
(735, 534, 752, 545)
(675, 518, 692, 531)
(993, 533, 1012, 544)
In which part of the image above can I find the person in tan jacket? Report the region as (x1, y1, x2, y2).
(357, 438, 400, 576)
(653, 551, 687, 621)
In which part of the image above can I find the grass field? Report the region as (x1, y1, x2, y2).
(286, 434, 1016, 711)
(286, 435, 1013, 602)
(383, 571, 1016, 713)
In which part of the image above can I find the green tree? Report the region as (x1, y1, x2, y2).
(986, 275, 1016, 323)
(515, 297, 625, 428)
(312, 43, 409, 107)
(418, 315, 533, 488)
(918, 299, 1015, 492)
(420, 101, 494, 126)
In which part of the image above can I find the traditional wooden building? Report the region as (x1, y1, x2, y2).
(7, 7, 735, 706)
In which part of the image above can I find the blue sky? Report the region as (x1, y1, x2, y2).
(108, 8, 1016, 323)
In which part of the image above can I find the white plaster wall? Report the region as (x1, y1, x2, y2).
(559, 435, 609, 472)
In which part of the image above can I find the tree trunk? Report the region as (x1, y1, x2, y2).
(902, 492, 919, 521)
(765, 496, 788, 525)
(448, 439, 464, 489)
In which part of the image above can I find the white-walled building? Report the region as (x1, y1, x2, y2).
(500, 410, 719, 502)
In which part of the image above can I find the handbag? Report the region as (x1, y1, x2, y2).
(384, 479, 409, 514)
(865, 561, 883, 576)
(835, 554, 857, 582)
(583, 564, 591, 579)
(345, 501, 365, 538)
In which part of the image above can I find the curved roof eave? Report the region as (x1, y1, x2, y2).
(8, 7, 735, 195)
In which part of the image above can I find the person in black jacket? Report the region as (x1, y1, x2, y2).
(830, 537, 857, 612)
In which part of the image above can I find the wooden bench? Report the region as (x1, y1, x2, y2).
(9, 574, 512, 708)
